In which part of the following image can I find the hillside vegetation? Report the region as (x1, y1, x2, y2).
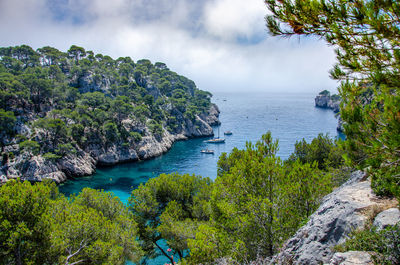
(0, 45, 219, 183)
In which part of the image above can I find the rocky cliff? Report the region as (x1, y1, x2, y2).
(0, 45, 220, 184)
(0, 104, 219, 184)
(315, 91, 343, 132)
(271, 171, 399, 265)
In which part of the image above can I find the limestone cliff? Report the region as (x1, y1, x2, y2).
(315, 91, 343, 132)
(0, 45, 220, 184)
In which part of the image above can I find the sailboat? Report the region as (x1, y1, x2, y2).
(205, 127, 225, 143)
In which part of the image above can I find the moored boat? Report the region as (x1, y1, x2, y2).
(224, 131, 233, 135)
(204, 138, 225, 143)
(205, 127, 225, 143)
(200, 149, 214, 154)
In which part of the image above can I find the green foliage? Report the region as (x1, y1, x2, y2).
(319, 90, 330, 96)
(102, 121, 120, 142)
(130, 131, 142, 142)
(0, 44, 214, 161)
(288, 134, 345, 170)
(188, 133, 333, 263)
(55, 143, 76, 157)
(129, 173, 212, 263)
(48, 189, 142, 265)
(34, 118, 67, 144)
(42, 152, 61, 161)
(0, 180, 58, 265)
(0, 180, 142, 265)
(265, 0, 400, 199)
(19, 140, 40, 155)
(0, 109, 16, 136)
(147, 119, 163, 136)
(331, 94, 341, 101)
(335, 224, 400, 265)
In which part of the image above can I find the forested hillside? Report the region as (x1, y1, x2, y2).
(0, 45, 219, 183)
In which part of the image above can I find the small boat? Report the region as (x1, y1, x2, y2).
(205, 127, 225, 144)
(204, 138, 225, 143)
(201, 149, 214, 154)
(224, 131, 233, 135)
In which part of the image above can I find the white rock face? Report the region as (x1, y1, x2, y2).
(271, 171, 397, 265)
(0, 102, 220, 184)
(373, 208, 400, 231)
(329, 251, 373, 265)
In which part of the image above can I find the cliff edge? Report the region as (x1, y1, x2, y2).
(271, 171, 398, 265)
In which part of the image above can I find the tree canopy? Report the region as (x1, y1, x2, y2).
(265, 0, 400, 199)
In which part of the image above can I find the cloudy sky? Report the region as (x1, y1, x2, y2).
(0, 0, 338, 94)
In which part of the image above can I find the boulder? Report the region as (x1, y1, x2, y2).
(373, 208, 400, 231)
(271, 171, 397, 265)
(329, 251, 373, 265)
(58, 153, 96, 177)
(21, 155, 67, 183)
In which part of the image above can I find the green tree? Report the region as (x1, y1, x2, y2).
(37, 46, 64, 66)
(189, 133, 333, 263)
(0, 109, 16, 136)
(129, 173, 211, 264)
(110, 96, 134, 122)
(0, 180, 58, 265)
(0, 181, 143, 265)
(102, 122, 120, 143)
(265, 0, 400, 198)
(67, 45, 86, 63)
(34, 118, 67, 145)
(19, 140, 40, 156)
(47, 188, 142, 265)
(288, 134, 344, 170)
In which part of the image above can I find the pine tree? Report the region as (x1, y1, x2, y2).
(265, 0, 400, 198)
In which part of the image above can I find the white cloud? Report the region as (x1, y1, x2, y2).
(0, 0, 338, 94)
(203, 0, 266, 41)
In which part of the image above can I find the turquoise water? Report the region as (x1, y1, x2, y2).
(59, 91, 340, 264)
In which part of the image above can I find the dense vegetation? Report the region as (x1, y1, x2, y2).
(336, 224, 400, 264)
(0, 180, 142, 265)
(266, 0, 400, 201)
(129, 133, 344, 263)
(1, 0, 399, 264)
(266, 0, 400, 262)
(0, 45, 213, 178)
(0, 133, 344, 264)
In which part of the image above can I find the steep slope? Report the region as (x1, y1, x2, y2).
(271, 171, 398, 264)
(0, 45, 219, 183)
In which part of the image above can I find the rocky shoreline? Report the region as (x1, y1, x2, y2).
(315, 91, 343, 132)
(0, 104, 220, 184)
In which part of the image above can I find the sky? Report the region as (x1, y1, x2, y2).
(0, 0, 339, 94)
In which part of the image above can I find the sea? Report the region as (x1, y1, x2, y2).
(59, 91, 341, 264)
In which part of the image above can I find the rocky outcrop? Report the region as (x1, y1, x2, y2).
(329, 251, 373, 265)
(200, 104, 221, 126)
(373, 208, 400, 231)
(0, 103, 219, 183)
(315, 92, 340, 113)
(3, 154, 67, 184)
(315, 91, 342, 131)
(271, 170, 398, 265)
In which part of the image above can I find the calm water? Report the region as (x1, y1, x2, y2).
(59, 91, 340, 264)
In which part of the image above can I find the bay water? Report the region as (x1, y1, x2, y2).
(59, 91, 340, 264)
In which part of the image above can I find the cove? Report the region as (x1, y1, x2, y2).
(59, 91, 341, 264)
